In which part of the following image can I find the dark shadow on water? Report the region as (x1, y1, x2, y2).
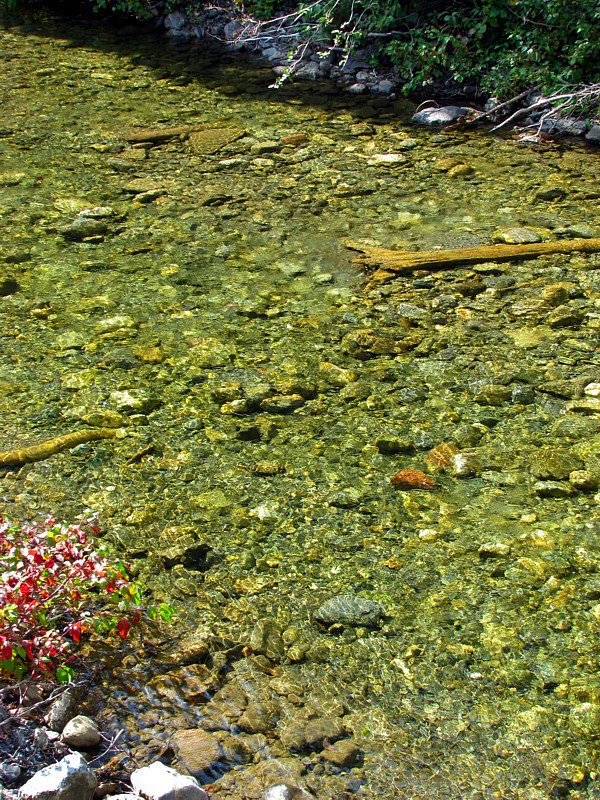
(0, 0, 416, 123)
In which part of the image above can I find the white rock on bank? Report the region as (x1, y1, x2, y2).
(265, 784, 315, 800)
(411, 106, 471, 125)
(103, 795, 138, 800)
(130, 762, 209, 800)
(18, 753, 97, 800)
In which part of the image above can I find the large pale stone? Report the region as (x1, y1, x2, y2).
(61, 715, 101, 749)
(264, 785, 314, 800)
(412, 106, 470, 125)
(130, 762, 209, 800)
(18, 753, 96, 800)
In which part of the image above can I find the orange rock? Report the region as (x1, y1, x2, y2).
(427, 442, 458, 469)
(282, 133, 309, 146)
(390, 469, 436, 490)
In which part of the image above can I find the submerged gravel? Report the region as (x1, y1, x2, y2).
(1, 6, 600, 799)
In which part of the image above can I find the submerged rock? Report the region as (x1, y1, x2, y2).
(171, 729, 224, 779)
(321, 738, 363, 767)
(530, 447, 583, 480)
(493, 227, 542, 244)
(586, 125, 600, 143)
(108, 389, 160, 414)
(314, 595, 383, 628)
(390, 469, 436, 489)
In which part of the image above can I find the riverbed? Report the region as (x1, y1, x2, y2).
(2, 7, 600, 799)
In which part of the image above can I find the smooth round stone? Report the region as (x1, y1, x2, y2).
(61, 715, 101, 749)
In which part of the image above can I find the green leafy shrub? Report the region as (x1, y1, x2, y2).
(380, 0, 600, 97)
(235, 0, 289, 19)
(89, 0, 153, 17)
(242, 0, 600, 101)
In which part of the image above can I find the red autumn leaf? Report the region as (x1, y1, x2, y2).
(69, 622, 82, 643)
(116, 619, 131, 639)
(1, 644, 12, 659)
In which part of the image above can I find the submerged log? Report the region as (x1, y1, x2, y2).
(347, 238, 600, 282)
(0, 428, 119, 467)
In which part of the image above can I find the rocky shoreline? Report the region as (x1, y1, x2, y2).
(154, 5, 600, 143)
(1, 677, 331, 800)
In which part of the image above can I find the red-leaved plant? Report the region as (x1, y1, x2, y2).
(0, 514, 160, 682)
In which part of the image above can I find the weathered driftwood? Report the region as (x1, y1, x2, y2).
(347, 238, 600, 283)
(0, 429, 118, 467)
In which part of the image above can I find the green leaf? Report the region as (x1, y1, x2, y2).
(56, 665, 74, 683)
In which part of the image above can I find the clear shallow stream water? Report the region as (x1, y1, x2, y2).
(2, 7, 600, 799)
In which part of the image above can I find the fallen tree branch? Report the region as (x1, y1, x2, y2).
(465, 86, 538, 126)
(489, 91, 582, 133)
(347, 238, 600, 284)
(489, 83, 600, 133)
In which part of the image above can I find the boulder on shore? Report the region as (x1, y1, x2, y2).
(18, 753, 97, 800)
(412, 106, 471, 125)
